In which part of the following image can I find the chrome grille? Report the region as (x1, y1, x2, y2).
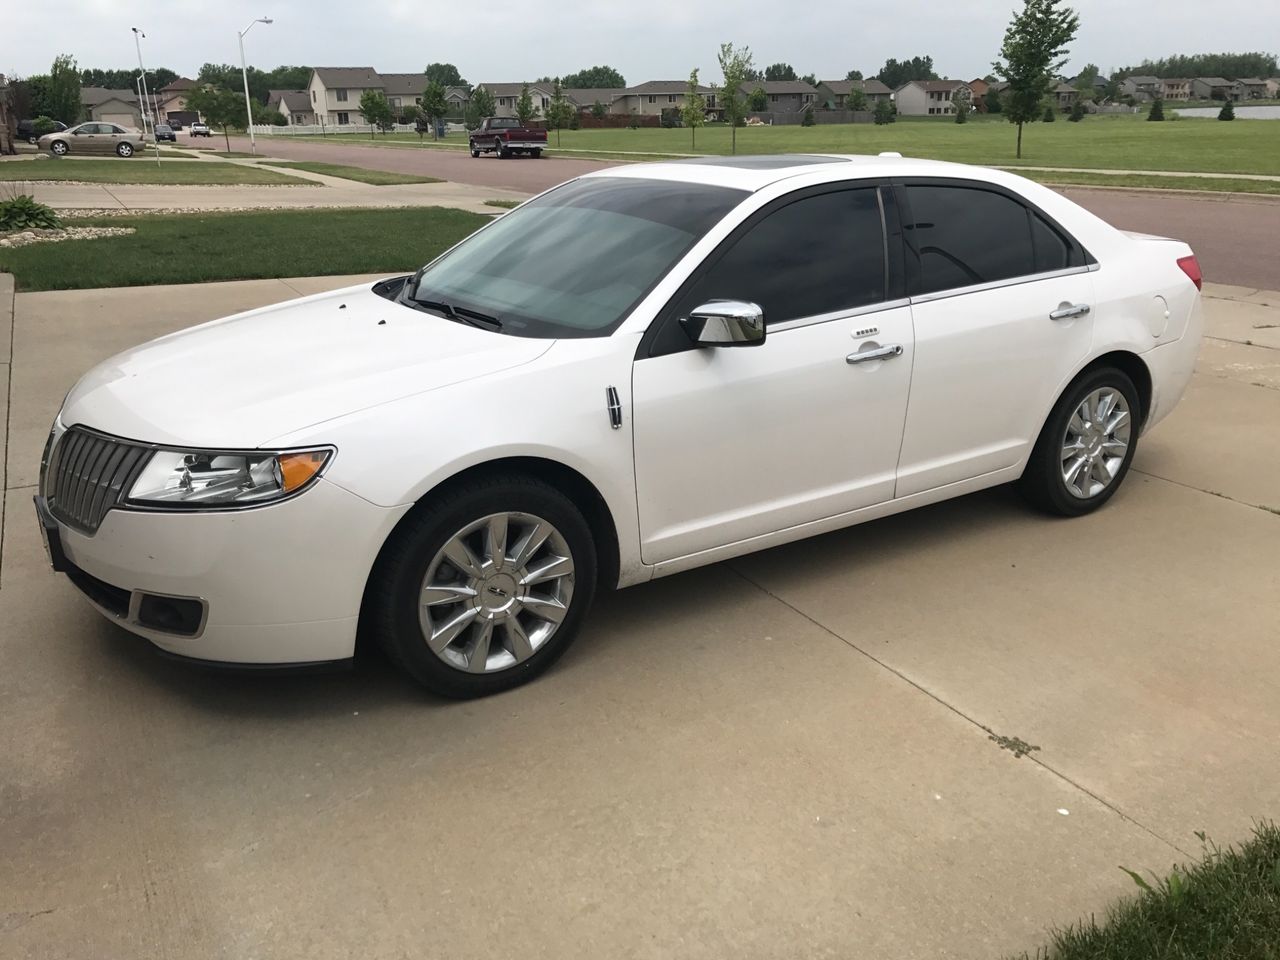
(45, 428, 151, 534)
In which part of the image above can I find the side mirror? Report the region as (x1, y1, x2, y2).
(679, 300, 766, 347)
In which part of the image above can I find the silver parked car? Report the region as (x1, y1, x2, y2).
(40, 122, 149, 158)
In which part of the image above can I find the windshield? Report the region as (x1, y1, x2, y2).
(407, 177, 745, 338)
(489, 118, 520, 128)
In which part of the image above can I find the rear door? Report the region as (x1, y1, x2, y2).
(894, 180, 1096, 497)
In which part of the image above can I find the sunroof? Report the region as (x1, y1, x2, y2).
(676, 155, 850, 170)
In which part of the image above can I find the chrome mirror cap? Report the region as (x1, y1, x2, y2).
(679, 300, 766, 347)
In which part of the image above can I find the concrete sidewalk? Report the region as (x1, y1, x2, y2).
(2, 276, 1278, 959)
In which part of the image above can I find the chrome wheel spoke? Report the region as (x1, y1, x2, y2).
(441, 537, 484, 579)
(1106, 409, 1130, 436)
(1090, 457, 1112, 486)
(467, 620, 494, 673)
(1059, 387, 1132, 500)
(1061, 439, 1086, 462)
(506, 617, 534, 661)
(522, 594, 568, 624)
(521, 555, 573, 587)
(421, 583, 477, 606)
(484, 514, 509, 571)
(428, 606, 480, 653)
(1063, 455, 1088, 487)
(510, 521, 552, 569)
(1101, 440, 1128, 457)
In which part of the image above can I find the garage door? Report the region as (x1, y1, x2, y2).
(99, 113, 136, 128)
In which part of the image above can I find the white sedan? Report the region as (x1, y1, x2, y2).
(37, 155, 1203, 698)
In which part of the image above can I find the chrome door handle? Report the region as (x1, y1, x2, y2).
(846, 344, 903, 364)
(1049, 303, 1091, 321)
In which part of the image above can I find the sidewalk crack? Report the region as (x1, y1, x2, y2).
(728, 564, 1191, 857)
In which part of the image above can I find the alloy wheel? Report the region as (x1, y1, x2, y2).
(418, 512, 575, 674)
(1060, 387, 1131, 499)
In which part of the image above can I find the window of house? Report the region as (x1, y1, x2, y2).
(668, 94, 676, 103)
(675, 188, 887, 326)
(390, 98, 400, 109)
(707, 94, 716, 107)
(647, 95, 656, 103)
(905, 185, 1038, 293)
(337, 111, 350, 125)
(770, 95, 778, 103)
(541, 97, 549, 109)
(336, 88, 348, 102)
(311, 89, 316, 102)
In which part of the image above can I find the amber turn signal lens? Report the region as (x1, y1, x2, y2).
(278, 451, 329, 493)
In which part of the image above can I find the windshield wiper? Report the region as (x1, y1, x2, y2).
(408, 295, 502, 330)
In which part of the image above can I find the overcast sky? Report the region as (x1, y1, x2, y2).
(5, 0, 1267, 84)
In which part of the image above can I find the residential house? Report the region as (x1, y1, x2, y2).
(1052, 82, 1079, 110)
(815, 78, 891, 109)
(306, 67, 383, 126)
(966, 77, 990, 105)
(563, 88, 625, 115)
(474, 82, 556, 119)
(81, 87, 141, 127)
(1160, 78, 1191, 101)
(739, 80, 818, 113)
(380, 72, 430, 118)
(1190, 77, 1241, 101)
(893, 79, 972, 116)
(154, 77, 197, 123)
(443, 86, 470, 118)
(609, 80, 712, 117)
(1266, 78, 1280, 97)
(269, 89, 315, 124)
(1119, 75, 1161, 101)
(1068, 72, 1108, 94)
(1237, 78, 1270, 100)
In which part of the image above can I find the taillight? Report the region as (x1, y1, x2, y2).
(1177, 254, 1202, 291)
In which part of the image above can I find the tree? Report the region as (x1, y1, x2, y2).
(876, 56, 937, 90)
(682, 69, 706, 149)
(1147, 97, 1165, 121)
(846, 87, 868, 111)
(873, 98, 895, 124)
(993, 0, 1080, 158)
(420, 81, 448, 139)
(799, 73, 817, 87)
(1218, 99, 1235, 120)
(748, 86, 767, 111)
(717, 42, 754, 154)
(764, 63, 796, 81)
(845, 69, 864, 81)
(1113, 52, 1277, 83)
(425, 63, 466, 89)
(48, 55, 81, 125)
(591, 100, 607, 120)
(985, 88, 1004, 113)
(1042, 102, 1057, 121)
(466, 85, 496, 128)
(1072, 62, 1099, 92)
(544, 80, 574, 146)
(186, 85, 243, 150)
(515, 83, 538, 126)
(559, 65, 626, 89)
(953, 85, 972, 122)
(1069, 97, 1085, 121)
(358, 89, 393, 138)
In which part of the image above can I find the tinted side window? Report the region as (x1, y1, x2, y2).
(1031, 212, 1079, 273)
(676, 188, 886, 326)
(906, 185, 1034, 294)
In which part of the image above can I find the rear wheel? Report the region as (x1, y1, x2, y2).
(1020, 367, 1140, 517)
(496, 137, 510, 159)
(51, 140, 68, 156)
(531, 148, 543, 159)
(368, 474, 598, 699)
(116, 142, 134, 158)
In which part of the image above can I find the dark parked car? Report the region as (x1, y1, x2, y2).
(154, 124, 177, 142)
(17, 119, 68, 144)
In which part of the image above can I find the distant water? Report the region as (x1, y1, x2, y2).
(1173, 105, 1280, 119)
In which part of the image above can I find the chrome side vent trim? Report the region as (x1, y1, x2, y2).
(605, 386, 622, 430)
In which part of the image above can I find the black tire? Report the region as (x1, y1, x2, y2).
(367, 474, 598, 699)
(469, 140, 480, 158)
(532, 148, 542, 159)
(1020, 366, 1141, 517)
(496, 138, 510, 159)
(51, 140, 68, 156)
(116, 142, 134, 157)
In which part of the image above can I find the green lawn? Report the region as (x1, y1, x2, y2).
(296, 114, 1280, 178)
(0, 207, 488, 290)
(264, 161, 444, 185)
(1023, 169, 1280, 196)
(1014, 822, 1280, 960)
(0, 159, 309, 185)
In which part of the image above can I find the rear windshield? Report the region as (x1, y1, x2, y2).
(488, 118, 520, 128)
(407, 177, 745, 338)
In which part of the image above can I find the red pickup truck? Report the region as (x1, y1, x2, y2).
(469, 117, 548, 159)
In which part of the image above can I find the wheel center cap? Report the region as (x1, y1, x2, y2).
(477, 572, 519, 615)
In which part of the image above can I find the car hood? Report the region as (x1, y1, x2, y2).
(61, 282, 554, 447)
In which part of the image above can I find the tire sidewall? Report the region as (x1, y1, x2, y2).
(380, 480, 598, 698)
(117, 143, 133, 157)
(1032, 367, 1141, 516)
(52, 141, 68, 155)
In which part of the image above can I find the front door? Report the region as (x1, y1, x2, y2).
(632, 185, 915, 564)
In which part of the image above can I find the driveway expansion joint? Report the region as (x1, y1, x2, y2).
(728, 564, 1192, 858)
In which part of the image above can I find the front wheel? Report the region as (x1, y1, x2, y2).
(51, 140, 69, 156)
(1020, 367, 1140, 516)
(116, 142, 134, 157)
(367, 474, 598, 699)
(469, 140, 480, 158)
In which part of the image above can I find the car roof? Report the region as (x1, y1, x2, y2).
(583, 154, 1004, 192)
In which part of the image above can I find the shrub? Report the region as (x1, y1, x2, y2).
(1219, 99, 1235, 120)
(801, 106, 815, 126)
(1148, 98, 1165, 121)
(873, 98, 896, 124)
(955, 103, 968, 123)
(1069, 98, 1085, 121)
(0, 187, 62, 231)
(32, 116, 58, 137)
(1042, 103, 1056, 122)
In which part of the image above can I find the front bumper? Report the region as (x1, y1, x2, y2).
(39, 478, 410, 665)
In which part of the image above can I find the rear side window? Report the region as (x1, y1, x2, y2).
(905, 185, 1034, 294)
(674, 188, 887, 325)
(1031, 212, 1079, 273)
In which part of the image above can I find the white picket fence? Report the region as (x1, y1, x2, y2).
(249, 122, 469, 137)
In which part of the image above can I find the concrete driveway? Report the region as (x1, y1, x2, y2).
(2, 274, 1278, 959)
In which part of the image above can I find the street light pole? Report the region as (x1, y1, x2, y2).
(238, 17, 273, 155)
(131, 27, 161, 166)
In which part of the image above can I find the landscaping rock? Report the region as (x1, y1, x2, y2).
(0, 226, 136, 248)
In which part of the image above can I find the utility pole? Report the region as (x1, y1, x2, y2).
(131, 27, 161, 166)
(238, 17, 273, 155)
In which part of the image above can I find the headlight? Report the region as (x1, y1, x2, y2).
(126, 448, 332, 508)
